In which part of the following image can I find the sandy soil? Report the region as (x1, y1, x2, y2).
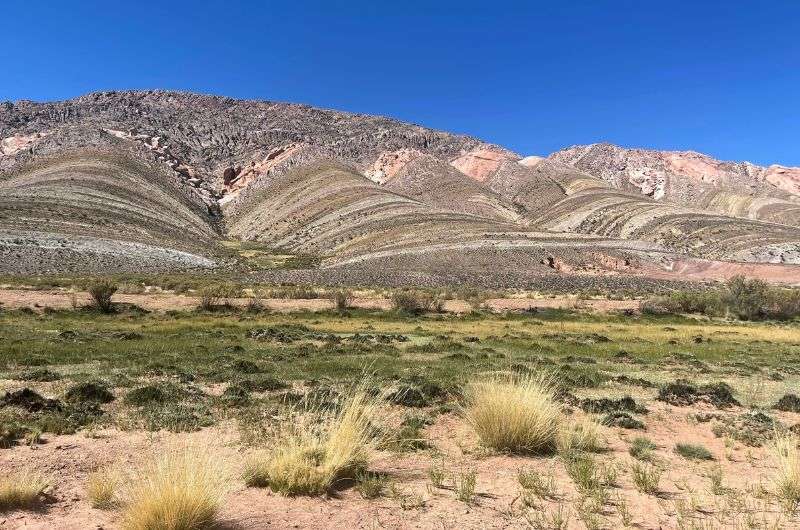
(1, 401, 798, 529)
(0, 289, 640, 314)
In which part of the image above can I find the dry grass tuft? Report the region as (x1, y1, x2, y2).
(557, 415, 605, 454)
(121, 444, 233, 530)
(0, 469, 48, 512)
(244, 382, 384, 496)
(87, 466, 121, 509)
(463, 373, 560, 454)
(772, 433, 800, 512)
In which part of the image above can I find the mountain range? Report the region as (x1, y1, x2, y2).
(2, 90, 799, 286)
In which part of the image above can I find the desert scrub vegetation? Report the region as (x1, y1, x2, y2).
(391, 290, 443, 315)
(88, 280, 118, 313)
(243, 382, 385, 495)
(628, 437, 657, 461)
(772, 433, 800, 512)
(643, 275, 800, 320)
(0, 469, 48, 512)
(87, 466, 121, 509)
(120, 445, 232, 530)
(556, 415, 605, 454)
(329, 289, 354, 312)
(674, 442, 714, 461)
(463, 374, 559, 454)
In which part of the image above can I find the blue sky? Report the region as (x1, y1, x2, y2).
(1, 1, 799, 165)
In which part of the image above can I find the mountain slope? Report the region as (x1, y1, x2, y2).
(549, 143, 800, 227)
(3, 90, 800, 281)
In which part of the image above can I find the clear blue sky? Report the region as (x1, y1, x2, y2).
(2, 1, 798, 165)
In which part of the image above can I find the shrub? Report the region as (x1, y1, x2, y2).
(243, 382, 384, 495)
(329, 290, 354, 312)
(196, 286, 235, 312)
(392, 291, 440, 316)
(0, 469, 48, 511)
(245, 296, 267, 313)
(630, 462, 661, 494)
(65, 381, 115, 404)
(674, 443, 714, 460)
(600, 411, 644, 430)
(463, 374, 559, 454)
(629, 437, 657, 461)
(88, 281, 118, 313)
(642, 277, 800, 321)
(725, 276, 770, 320)
(355, 471, 388, 499)
(121, 445, 232, 530)
(455, 469, 477, 504)
(772, 434, 800, 512)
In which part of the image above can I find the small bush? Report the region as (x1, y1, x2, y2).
(88, 281, 118, 313)
(630, 462, 661, 495)
(121, 445, 232, 530)
(196, 286, 235, 312)
(600, 411, 644, 430)
(15, 368, 62, 382)
(0, 469, 48, 512)
(355, 471, 388, 499)
(464, 374, 559, 454)
(772, 434, 800, 512)
(674, 443, 714, 460)
(329, 290, 354, 312)
(629, 437, 657, 461)
(774, 394, 800, 413)
(392, 291, 440, 316)
(65, 381, 115, 404)
(455, 469, 477, 504)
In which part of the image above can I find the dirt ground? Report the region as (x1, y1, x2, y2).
(0, 289, 640, 314)
(1, 401, 798, 529)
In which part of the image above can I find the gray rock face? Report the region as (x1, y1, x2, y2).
(0, 90, 483, 185)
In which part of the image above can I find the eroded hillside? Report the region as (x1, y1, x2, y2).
(3, 91, 800, 283)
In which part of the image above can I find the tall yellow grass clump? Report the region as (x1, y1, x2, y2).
(0, 469, 48, 512)
(87, 466, 121, 509)
(244, 383, 383, 495)
(772, 433, 800, 512)
(121, 445, 233, 530)
(464, 374, 560, 454)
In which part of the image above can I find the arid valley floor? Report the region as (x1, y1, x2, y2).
(2, 279, 800, 529)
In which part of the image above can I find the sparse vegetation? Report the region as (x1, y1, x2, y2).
(0, 469, 48, 512)
(330, 289, 354, 312)
(629, 437, 657, 461)
(243, 382, 383, 495)
(772, 434, 800, 512)
(87, 466, 120, 509)
(88, 281, 118, 313)
(644, 276, 800, 321)
(0, 291, 798, 527)
(675, 443, 714, 461)
(630, 462, 661, 495)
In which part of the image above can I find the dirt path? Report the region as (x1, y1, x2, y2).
(0, 289, 640, 314)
